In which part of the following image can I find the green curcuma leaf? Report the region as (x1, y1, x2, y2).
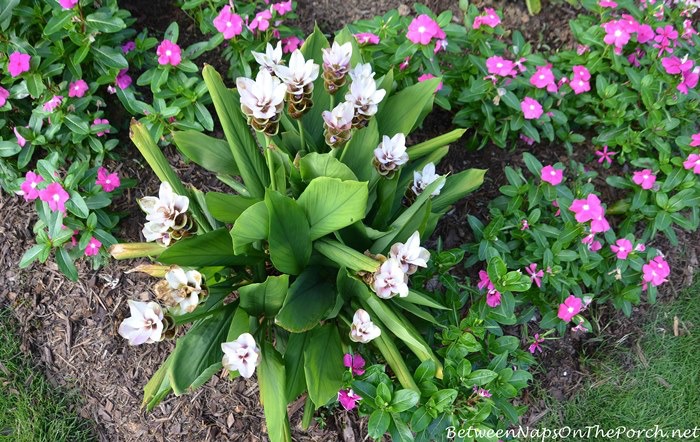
(238, 274, 289, 317)
(431, 169, 486, 212)
(173, 130, 239, 176)
(202, 65, 269, 198)
(158, 228, 263, 267)
(299, 25, 331, 150)
(168, 304, 236, 395)
(143, 354, 174, 411)
(339, 118, 379, 182)
(299, 152, 357, 181)
(265, 190, 311, 275)
(230, 201, 269, 254)
(275, 268, 337, 333)
(297, 177, 368, 240)
(258, 342, 292, 442)
(376, 78, 439, 137)
(205, 192, 259, 224)
(283, 331, 309, 402)
(303, 324, 345, 408)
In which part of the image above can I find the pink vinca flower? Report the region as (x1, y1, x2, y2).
(590, 214, 611, 234)
(655, 25, 678, 45)
(636, 24, 655, 44)
(610, 238, 633, 259)
(116, 69, 132, 89)
(599, 0, 617, 7)
(39, 182, 70, 213)
(632, 169, 656, 190)
(477, 270, 494, 291)
(486, 289, 501, 307)
(473, 8, 501, 29)
(642, 256, 670, 287)
(406, 14, 444, 45)
(678, 67, 699, 95)
(156, 40, 182, 66)
(343, 354, 365, 376)
(661, 56, 692, 75)
(249, 10, 272, 32)
(69, 79, 89, 98)
(417, 73, 443, 92)
(558, 295, 582, 322)
(354, 33, 380, 45)
(595, 145, 616, 164)
(92, 118, 110, 137)
(281, 36, 303, 53)
(20, 171, 44, 201)
(602, 21, 630, 49)
(520, 134, 535, 145)
(43, 95, 63, 112)
(213, 5, 243, 39)
(0, 87, 9, 106)
(96, 167, 120, 192)
(338, 389, 361, 410)
(521, 97, 543, 120)
(569, 194, 604, 223)
(570, 65, 591, 94)
(690, 133, 700, 147)
(526, 263, 544, 288)
(14, 127, 26, 147)
(486, 56, 516, 77)
(58, 0, 78, 9)
(530, 65, 556, 91)
(7, 52, 31, 77)
(85, 237, 102, 257)
(529, 333, 545, 354)
(272, 0, 292, 15)
(121, 41, 136, 53)
(540, 165, 563, 186)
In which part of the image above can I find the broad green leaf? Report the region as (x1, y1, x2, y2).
(377, 78, 438, 137)
(205, 192, 258, 223)
(258, 342, 292, 442)
(230, 201, 268, 254)
(19, 244, 48, 268)
(66, 191, 89, 218)
(130, 120, 188, 197)
(25, 74, 45, 98)
(314, 239, 380, 272)
(173, 130, 239, 176)
(203, 65, 269, 197)
(303, 324, 345, 407)
(92, 46, 128, 70)
(85, 11, 126, 33)
(403, 290, 449, 310)
(168, 304, 235, 395)
(143, 353, 174, 411)
(432, 169, 486, 212)
(56, 247, 78, 281)
(44, 10, 73, 35)
(239, 274, 289, 317)
(407, 129, 466, 160)
(368, 409, 391, 439)
(0, 141, 21, 157)
(284, 331, 308, 402)
(0, 0, 19, 30)
(159, 228, 262, 266)
(275, 268, 337, 333)
(340, 118, 378, 181)
(389, 389, 420, 413)
(265, 190, 311, 274)
(467, 369, 498, 386)
(299, 26, 331, 150)
(297, 177, 368, 240)
(299, 152, 357, 181)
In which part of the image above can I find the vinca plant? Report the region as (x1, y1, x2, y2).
(110, 26, 487, 441)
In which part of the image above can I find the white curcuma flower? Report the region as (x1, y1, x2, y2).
(251, 42, 283, 73)
(118, 300, 165, 345)
(157, 266, 203, 314)
(221, 333, 261, 379)
(322, 41, 352, 76)
(322, 101, 355, 131)
(412, 163, 445, 196)
(274, 49, 320, 96)
(236, 69, 287, 121)
(373, 133, 408, 175)
(349, 309, 381, 343)
(372, 258, 409, 299)
(390, 231, 430, 275)
(348, 63, 375, 82)
(138, 182, 190, 246)
(346, 75, 386, 118)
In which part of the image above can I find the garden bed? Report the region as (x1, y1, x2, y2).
(1, 0, 698, 441)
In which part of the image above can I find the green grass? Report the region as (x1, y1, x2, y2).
(0, 309, 94, 442)
(540, 285, 700, 440)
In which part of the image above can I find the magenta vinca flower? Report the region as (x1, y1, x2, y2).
(116, 69, 132, 89)
(642, 256, 670, 288)
(39, 182, 69, 213)
(678, 67, 699, 95)
(20, 171, 44, 201)
(281, 36, 303, 53)
(602, 20, 631, 49)
(95, 166, 120, 192)
(521, 97, 543, 120)
(486, 56, 516, 77)
(636, 24, 654, 44)
(611, 238, 633, 259)
(349, 309, 381, 343)
(526, 263, 544, 288)
(478, 270, 494, 291)
(599, 0, 617, 7)
(7, 52, 31, 77)
(691, 133, 700, 147)
(406, 14, 444, 45)
(156, 40, 181, 66)
(558, 295, 582, 322)
(661, 56, 693, 75)
(530, 65, 556, 91)
(68, 79, 89, 98)
(343, 353, 366, 376)
(569, 194, 604, 223)
(540, 165, 563, 186)
(354, 33, 380, 45)
(372, 258, 409, 299)
(686, 153, 700, 174)
(529, 333, 545, 354)
(213, 5, 243, 39)
(118, 301, 164, 345)
(595, 145, 617, 165)
(58, 0, 79, 9)
(272, 0, 292, 15)
(121, 41, 136, 53)
(221, 333, 261, 378)
(249, 10, 272, 32)
(85, 237, 102, 257)
(418, 73, 443, 92)
(486, 289, 501, 307)
(14, 127, 26, 147)
(92, 118, 110, 137)
(0, 87, 9, 107)
(632, 169, 656, 190)
(338, 389, 361, 410)
(473, 7, 501, 29)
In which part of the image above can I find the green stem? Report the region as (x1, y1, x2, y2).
(297, 119, 306, 152)
(329, 94, 335, 111)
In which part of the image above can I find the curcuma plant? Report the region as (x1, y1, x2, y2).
(110, 27, 484, 440)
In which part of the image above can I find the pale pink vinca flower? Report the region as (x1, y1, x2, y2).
(7, 52, 31, 77)
(540, 165, 563, 186)
(249, 10, 272, 32)
(473, 7, 500, 29)
(156, 40, 181, 66)
(373, 133, 408, 175)
(118, 300, 164, 345)
(272, 0, 292, 15)
(412, 163, 445, 196)
(68, 79, 89, 98)
(570, 65, 591, 95)
(95, 167, 120, 192)
(251, 42, 283, 73)
(486, 56, 516, 77)
(558, 295, 582, 322)
(372, 258, 409, 299)
(390, 231, 430, 275)
(39, 182, 69, 213)
(281, 36, 302, 53)
(19, 171, 44, 201)
(85, 237, 102, 257)
(222, 333, 261, 378)
(14, 127, 26, 147)
(520, 97, 543, 120)
(338, 389, 361, 410)
(569, 194, 604, 223)
(632, 169, 656, 190)
(349, 309, 381, 343)
(43, 95, 63, 112)
(530, 65, 556, 92)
